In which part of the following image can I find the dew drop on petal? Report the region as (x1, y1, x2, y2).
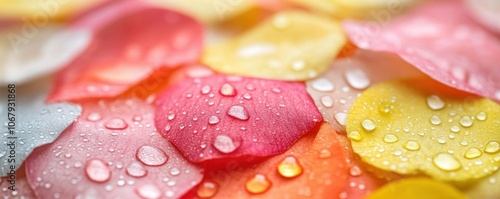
(320, 96, 333, 108)
(344, 68, 370, 89)
(348, 131, 362, 141)
(430, 115, 442, 125)
(383, 134, 399, 143)
(135, 184, 161, 199)
(334, 113, 347, 126)
(226, 105, 249, 120)
(126, 162, 147, 178)
(484, 141, 500, 154)
(464, 147, 482, 159)
(361, 119, 376, 131)
(213, 135, 240, 153)
(476, 112, 487, 121)
(197, 181, 219, 198)
(450, 126, 460, 133)
(245, 174, 272, 194)
(136, 146, 169, 166)
(220, 83, 237, 96)
(459, 116, 473, 127)
(349, 166, 362, 177)
(404, 141, 420, 151)
(311, 78, 334, 92)
(319, 149, 331, 158)
(201, 85, 211, 94)
(433, 153, 462, 171)
(84, 159, 111, 183)
(104, 118, 128, 130)
(208, 115, 220, 125)
(277, 156, 303, 178)
(426, 95, 445, 110)
(87, 113, 101, 121)
(167, 111, 176, 121)
(169, 167, 180, 176)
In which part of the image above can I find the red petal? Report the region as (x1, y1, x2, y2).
(0, 164, 36, 199)
(25, 97, 203, 198)
(48, 3, 203, 102)
(155, 75, 322, 162)
(343, 0, 500, 102)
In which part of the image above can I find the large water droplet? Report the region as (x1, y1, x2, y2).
(459, 116, 473, 127)
(136, 146, 168, 166)
(104, 118, 128, 130)
(485, 141, 500, 154)
(277, 156, 303, 178)
(135, 184, 161, 199)
(464, 147, 482, 159)
(433, 153, 461, 171)
(404, 141, 420, 151)
(361, 119, 376, 131)
(426, 95, 445, 110)
(226, 105, 249, 120)
(345, 68, 370, 89)
(126, 162, 147, 178)
(208, 115, 220, 125)
(213, 135, 240, 153)
(197, 181, 219, 198)
(84, 159, 111, 183)
(220, 83, 237, 97)
(348, 131, 362, 141)
(245, 174, 272, 194)
(311, 78, 334, 92)
(476, 112, 487, 121)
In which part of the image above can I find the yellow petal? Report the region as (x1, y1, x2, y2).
(466, 169, 500, 199)
(347, 78, 500, 182)
(0, 0, 102, 21)
(367, 178, 467, 199)
(202, 11, 346, 81)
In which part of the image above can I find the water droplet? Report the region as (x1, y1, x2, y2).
(167, 112, 176, 121)
(430, 115, 442, 125)
(277, 156, 303, 178)
(169, 168, 180, 176)
(426, 95, 445, 110)
(320, 96, 333, 107)
(126, 162, 147, 178)
(345, 68, 370, 89)
(433, 153, 461, 171)
(84, 159, 111, 183)
(311, 78, 334, 92)
(464, 147, 482, 159)
(319, 149, 331, 158)
(226, 105, 249, 120)
(485, 141, 500, 154)
(335, 113, 348, 126)
(213, 135, 240, 153)
(208, 115, 220, 125)
(87, 113, 101, 121)
(104, 118, 128, 130)
(450, 126, 460, 133)
(476, 112, 487, 121)
(201, 85, 211, 94)
(361, 119, 376, 131)
(378, 102, 391, 114)
(291, 60, 306, 71)
(349, 166, 362, 177)
(197, 181, 219, 198)
(245, 174, 271, 194)
(404, 141, 420, 151)
(136, 146, 168, 166)
(220, 83, 237, 97)
(383, 134, 399, 143)
(348, 131, 362, 141)
(135, 184, 161, 199)
(459, 116, 473, 127)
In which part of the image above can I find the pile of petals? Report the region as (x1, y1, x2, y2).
(1, 0, 500, 198)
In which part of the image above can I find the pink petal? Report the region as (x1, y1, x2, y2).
(465, 0, 500, 34)
(343, 0, 500, 102)
(155, 75, 322, 162)
(25, 97, 203, 199)
(0, 165, 36, 199)
(47, 3, 203, 102)
(306, 50, 425, 132)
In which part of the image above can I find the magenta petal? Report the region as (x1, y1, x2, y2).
(343, 0, 500, 101)
(155, 75, 322, 162)
(25, 97, 203, 199)
(47, 3, 203, 102)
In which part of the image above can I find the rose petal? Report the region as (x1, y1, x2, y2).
(465, 0, 500, 34)
(0, 77, 81, 176)
(347, 78, 500, 182)
(306, 50, 425, 132)
(47, 4, 203, 102)
(202, 11, 346, 81)
(194, 123, 349, 198)
(0, 25, 90, 85)
(343, 0, 500, 102)
(155, 75, 322, 162)
(366, 178, 467, 199)
(0, 164, 36, 198)
(25, 96, 203, 198)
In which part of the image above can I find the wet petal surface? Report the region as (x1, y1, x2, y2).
(367, 178, 467, 199)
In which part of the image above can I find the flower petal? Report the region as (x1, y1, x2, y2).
(0, 25, 90, 85)
(0, 0, 102, 20)
(465, 169, 500, 199)
(47, 3, 203, 102)
(0, 164, 36, 198)
(366, 178, 467, 199)
(465, 0, 500, 34)
(194, 123, 349, 198)
(25, 96, 203, 198)
(347, 78, 500, 182)
(343, 0, 500, 102)
(202, 11, 346, 81)
(306, 50, 425, 132)
(155, 75, 322, 162)
(1, 77, 81, 176)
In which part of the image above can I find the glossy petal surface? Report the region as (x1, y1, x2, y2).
(367, 178, 467, 199)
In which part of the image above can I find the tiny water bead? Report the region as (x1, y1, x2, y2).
(245, 174, 272, 194)
(84, 159, 111, 183)
(213, 135, 240, 153)
(349, 165, 362, 177)
(136, 146, 169, 166)
(311, 78, 335, 92)
(208, 115, 220, 125)
(430, 115, 442, 125)
(433, 153, 462, 171)
(87, 112, 102, 121)
(197, 181, 219, 198)
(426, 95, 446, 110)
(226, 105, 249, 120)
(201, 85, 212, 94)
(277, 156, 303, 178)
(126, 162, 147, 178)
(104, 118, 128, 130)
(320, 96, 334, 107)
(459, 116, 473, 127)
(383, 134, 399, 143)
(319, 149, 332, 158)
(220, 83, 237, 96)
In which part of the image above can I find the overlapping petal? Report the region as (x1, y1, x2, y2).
(155, 75, 322, 162)
(26, 96, 203, 198)
(344, 0, 500, 102)
(366, 178, 467, 199)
